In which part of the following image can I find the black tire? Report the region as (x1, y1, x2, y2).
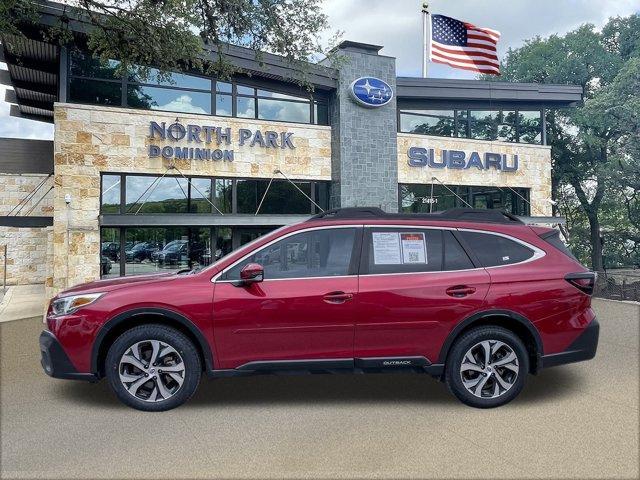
(445, 326, 529, 409)
(105, 324, 201, 412)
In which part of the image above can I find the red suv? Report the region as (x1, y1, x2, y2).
(40, 208, 599, 411)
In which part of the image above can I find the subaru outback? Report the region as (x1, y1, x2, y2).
(40, 207, 599, 411)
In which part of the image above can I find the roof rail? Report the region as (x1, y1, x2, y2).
(308, 207, 524, 224)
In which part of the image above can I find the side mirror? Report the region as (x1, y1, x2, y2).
(236, 263, 264, 286)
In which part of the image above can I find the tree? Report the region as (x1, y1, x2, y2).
(1, 0, 334, 86)
(486, 16, 640, 270)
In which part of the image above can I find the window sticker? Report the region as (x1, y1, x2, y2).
(372, 232, 402, 264)
(401, 232, 427, 264)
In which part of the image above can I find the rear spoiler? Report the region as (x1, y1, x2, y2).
(517, 216, 566, 225)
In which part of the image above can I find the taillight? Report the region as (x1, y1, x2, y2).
(565, 272, 597, 295)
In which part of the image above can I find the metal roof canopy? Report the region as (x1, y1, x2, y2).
(0, 33, 59, 122)
(396, 77, 583, 108)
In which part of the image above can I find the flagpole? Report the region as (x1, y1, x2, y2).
(422, 2, 430, 77)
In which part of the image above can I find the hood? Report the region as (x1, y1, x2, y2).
(55, 272, 178, 298)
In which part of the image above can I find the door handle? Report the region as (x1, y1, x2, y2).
(446, 285, 476, 297)
(323, 291, 354, 304)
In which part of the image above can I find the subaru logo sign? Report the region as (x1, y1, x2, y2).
(349, 77, 393, 108)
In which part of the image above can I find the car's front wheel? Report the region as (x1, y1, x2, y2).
(105, 324, 201, 411)
(445, 326, 529, 408)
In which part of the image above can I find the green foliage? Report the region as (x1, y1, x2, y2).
(484, 15, 640, 270)
(3, 0, 335, 89)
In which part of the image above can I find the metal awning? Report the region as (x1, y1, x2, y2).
(0, 34, 59, 123)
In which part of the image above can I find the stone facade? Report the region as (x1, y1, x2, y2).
(324, 48, 398, 212)
(0, 174, 53, 285)
(397, 134, 552, 216)
(49, 103, 332, 297)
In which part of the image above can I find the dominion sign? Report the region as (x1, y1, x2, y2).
(148, 120, 295, 161)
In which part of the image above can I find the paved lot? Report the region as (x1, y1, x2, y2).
(1, 299, 638, 479)
(0, 284, 44, 323)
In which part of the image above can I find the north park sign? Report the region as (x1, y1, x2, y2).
(407, 147, 519, 172)
(148, 120, 295, 161)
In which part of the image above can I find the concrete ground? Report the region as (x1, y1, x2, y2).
(0, 284, 44, 323)
(0, 299, 638, 479)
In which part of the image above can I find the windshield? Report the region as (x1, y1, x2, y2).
(165, 242, 185, 252)
(131, 243, 146, 251)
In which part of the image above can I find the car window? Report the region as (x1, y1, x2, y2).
(459, 231, 534, 267)
(364, 228, 443, 274)
(225, 228, 357, 280)
(443, 231, 474, 270)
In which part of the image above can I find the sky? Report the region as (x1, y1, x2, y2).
(1, 0, 639, 141)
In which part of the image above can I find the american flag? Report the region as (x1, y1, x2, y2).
(429, 14, 501, 75)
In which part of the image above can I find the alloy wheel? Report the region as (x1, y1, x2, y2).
(118, 340, 185, 403)
(459, 340, 519, 398)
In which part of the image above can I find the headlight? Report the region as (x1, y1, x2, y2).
(49, 293, 104, 317)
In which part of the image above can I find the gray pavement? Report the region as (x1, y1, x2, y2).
(1, 299, 638, 479)
(0, 284, 45, 323)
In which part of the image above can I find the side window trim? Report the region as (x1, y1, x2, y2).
(216, 225, 363, 282)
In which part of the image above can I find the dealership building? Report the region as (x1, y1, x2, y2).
(0, 2, 582, 297)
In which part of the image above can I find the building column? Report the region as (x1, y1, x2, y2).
(323, 42, 398, 212)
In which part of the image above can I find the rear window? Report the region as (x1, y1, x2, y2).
(540, 230, 579, 262)
(459, 231, 534, 267)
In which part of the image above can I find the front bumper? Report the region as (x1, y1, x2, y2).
(541, 317, 600, 369)
(39, 330, 98, 382)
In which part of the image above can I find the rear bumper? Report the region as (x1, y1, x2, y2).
(39, 330, 98, 382)
(541, 317, 599, 369)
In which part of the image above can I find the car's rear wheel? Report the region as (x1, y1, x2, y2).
(105, 324, 201, 411)
(445, 326, 529, 408)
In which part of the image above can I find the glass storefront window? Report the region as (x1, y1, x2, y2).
(189, 228, 212, 270)
(518, 111, 542, 144)
(213, 227, 233, 261)
(236, 179, 258, 213)
(68, 49, 327, 125)
(100, 227, 120, 278)
(189, 178, 212, 213)
(216, 81, 232, 93)
(236, 179, 314, 214)
(470, 110, 497, 140)
(314, 102, 329, 125)
(400, 184, 529, 216)
(69, 78, 122, 106)
(314, 182, 330, 214)
(70, 49, 121, 79)
(497, 111, 517, 142)
(257, 98, 310, 123)
(101, 175, 121, 213)
(213, 179, 232, 214)
(400, 110, 455, 137)
(237, 85, 255, 95)
(102, 174, 328, 216)
(126, 85, 211, 114)
(125, 176, 188, 214)
(215, 93, 232, 116)
(124, 227, 189, 276)
(257, 90, 306, 100)
(236, 96, 255, 118)
(128, 66, 211, 90)
(103, 226, 285, 278)
(401, 108, 542, 144)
